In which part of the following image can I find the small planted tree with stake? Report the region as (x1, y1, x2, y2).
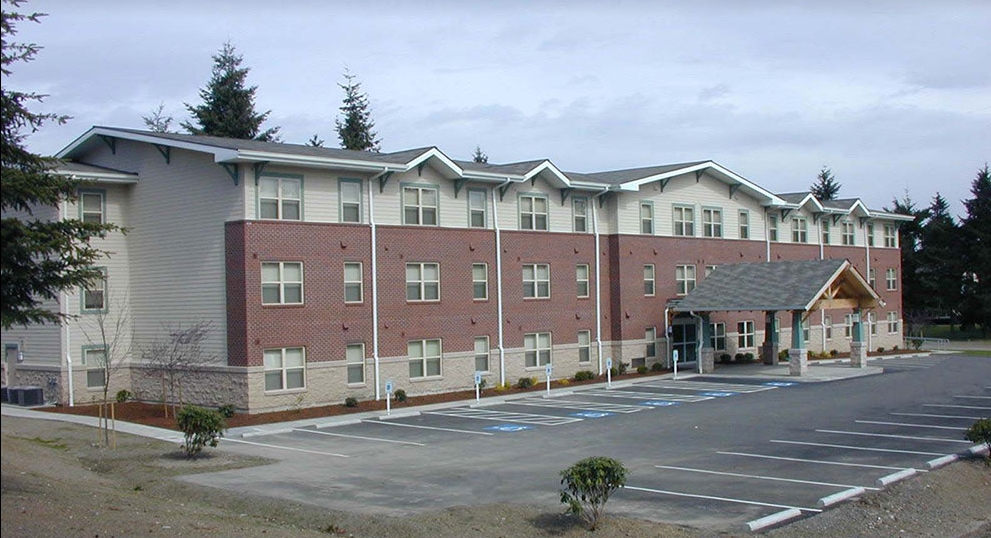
(560, 456, 628, 530)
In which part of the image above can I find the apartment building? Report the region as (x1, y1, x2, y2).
(0, 127, 911, 412)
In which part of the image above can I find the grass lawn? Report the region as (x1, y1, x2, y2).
(918, 324, 989, 341)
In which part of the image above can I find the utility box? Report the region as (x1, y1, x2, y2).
(10, 386, 44, 406)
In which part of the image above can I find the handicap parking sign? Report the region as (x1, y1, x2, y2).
(485, 424, 532, 432)
(571, 411, 614, 419)
(701, 391, 736, 397)
(641, 400, 680, 407)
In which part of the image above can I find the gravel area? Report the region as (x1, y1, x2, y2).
(2, 415, 989, 538)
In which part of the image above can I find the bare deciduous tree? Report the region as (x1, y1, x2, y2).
(78, 288, 133, 445)
(141, 320, 216, 418)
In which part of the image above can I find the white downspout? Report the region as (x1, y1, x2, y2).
(690, 311, 704, 374)
(493, 180, 510, 387)
(663, 307, 671, 370)
(591, 189, 607, 375)
(864, 221, 872, 352)
(368, 172, 383, 400)
(60, 200, 74, 406)
(764, 209, 771, 262)
(818, 215, 825, 260)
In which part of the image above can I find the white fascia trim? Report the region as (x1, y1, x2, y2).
(796, 193, 825, 212)
(868, 210, 915, 222)
(617, 161, 784, 205)
(403, 147, 464, 177)
(234, 150, 403, 173)
(846, 199, 871, 217)
(57, 127, 239, 162)
(57, 170, 139, 184)
(524, 161, 571, 188)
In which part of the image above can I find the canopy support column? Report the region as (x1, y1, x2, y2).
(762, 311, 779, 365)
(850, 307, 868, 367)
(788, 310, 808, 376)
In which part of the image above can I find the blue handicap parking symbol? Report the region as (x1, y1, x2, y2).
(641, 400, 680, 407)
(571, 411, 614, 419)
(485, 424, 533, 432)
(701, 391, 737, 397)
(763, 381, 797, 387)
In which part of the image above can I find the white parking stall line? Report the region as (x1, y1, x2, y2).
(581, 389, 712, 402)
(855, 420, 966, 431)
(360, 420, 494, 436)
(424, 407, 582, 425)
(294, 428, 425, 446)
(639, 380, 775, 393)
(509, 398, 645, 414)
(718, 451, 909, 471)
(770, 439, 945, 457)
(225, 438, 349, 458)
(954, 395, 991, 400)
(624, 485, 821, 513)
(654, 465, 879, 491)
(923, 403, 991, 410)
(814, 429, 973, 444)
(891, 412, 985, 420)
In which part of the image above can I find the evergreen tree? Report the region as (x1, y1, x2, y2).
(307, 134, 324, 147)
(472, 145, 488, 163)
(142, 102, 174, 133)
(887, 192, 928, 317)
(182, 41, 280, 141)
(810, 166, 841, 200)
(960, 164, 991, 333)
(916, 193, 963, 319)
(1, 1, 119, 328)
(335, 69, 380, 151)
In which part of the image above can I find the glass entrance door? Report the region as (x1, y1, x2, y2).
(671, 320, 697, 365)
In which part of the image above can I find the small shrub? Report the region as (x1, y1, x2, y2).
(394, 389, 408, 402)
(965, 418, 991, 463)
(719, 353, 732, 364)
(115, 389, 133, 403)
(877, 347, 885, 353)
(176, 404, 225, 457)
(650, 362, 664, 372)
(217, 404, 237, 418)
(493, 381, 512, 392)
(893, 345, 899, 351)
(477, 378, 488, 389)
(574, 370, 596, 382)
(617, 361, 629, 375)
(516, 376, 534, 389)
(560, 456, 628, 531)
(744, 352, 754, 362)
(636, 365, 648, 375)
(911, 338, 923, 350)
(344, 396, 358, 408)
(557, 378, 570, 386)
(830, 349, 839, 357)
(778, 349, 789, 360)
(734, 353, 745, 362)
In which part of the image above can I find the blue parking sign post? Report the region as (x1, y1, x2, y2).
(606, 358, 613, 388)
(385, 380, 393, 416)
(673, 349, 679, 380)
(474, 371, 482, 404)
(545, 363, 552, 396)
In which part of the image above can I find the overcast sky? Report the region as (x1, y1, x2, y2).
(9, 0, 989, 217)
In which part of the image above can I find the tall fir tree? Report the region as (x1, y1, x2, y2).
(810, 166, 841, 200)
(142, 102, 174, 133)
(335, 70, 380, 152)
(472, 145, 489, 163)
(916, 193, 963, 319)
(960, 164, 991, 333)
(1, 0, 119, 328)
(306, 134, 324, 147)
(182, 41, 280, 141)
(887, 193, 928, 317)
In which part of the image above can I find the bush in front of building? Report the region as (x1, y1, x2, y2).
(573, 370, 596, 382)
(115, 389, 133, 403)
(394, 389, 408, 402)
(516, 376, 535, 389)
(560, 456, 628, 531)
(344, 397, 358, 408)
(217, 404, 237, 418)
(965, 418, 991, 463)
(636, 365, 648, 374)
(176, 404, 225, 458)
(651, 362, 664, 372)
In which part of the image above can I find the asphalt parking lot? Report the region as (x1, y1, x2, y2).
(187, 353, 991, 532)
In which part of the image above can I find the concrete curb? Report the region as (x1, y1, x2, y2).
(926, 455, 958, 469)
(968, 443, 990, 456)
(745, 508, 803, 532)
(875, 468, 917, 487)
(377, 411, 420, 420)
(817, 487, 865, 508)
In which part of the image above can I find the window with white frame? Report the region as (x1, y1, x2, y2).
(643, 264, 655, 296)
(83, 347, 107, 388)
(339, 179, 362, 223)
(768, 215, 779, 242)
(884, 225, 897, 248)
(704, 265, 717, 278)
(645, 327, 657, 358)
(792, 217, 808, 243)
(468, 189, 487, 228)
(523, 263, 550, 299)
(406, 262, 440, 301)
(673, 205, 694, 236)
(869, 268, 877, 289)
(262, 262, 303, 305)
(577, 330, 591, 363)
(264, 347, 305, 391)
(710, 322, 726, 350)
(344, 262, 363, 303)
(886, 268, 897, 291)
(403, 185, 438, 225)
(844, 314, 854, 338)
(474, 336, 490, 372)
(866, 223, 875, 247)
(79, 191, 105, 224)
(408, 338, 442, 378)
(524, 332, 551, 367)
(576, 264, 590, 298)
(739, 210, 750, 239)
(824, 315, 833, 339)
(886, 311, 899, 333)
(802, 318, 810, 342)
(82, 268, 107, 312)
(519, 194, 548, 230)
(675, 264, 696, 296)
(738, 321, 755, 348)
(573, 197, 588, 233)
(472, 263, 488, 300)
(640, 202, 654, 234)
(869, 312, 877, 336)
(842, 221, 856, 245)
(346, 343, 365, 384)
(821, 220, 831, 244)
(259, 176, 301, 220)
(702, 208, 722, 238)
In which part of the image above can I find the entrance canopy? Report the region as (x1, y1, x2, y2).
(673, 259, 883, 314)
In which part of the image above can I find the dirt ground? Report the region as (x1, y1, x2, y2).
(2, 415, 989, 538)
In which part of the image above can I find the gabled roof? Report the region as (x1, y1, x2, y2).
(586, 160, 784, 205)
(777, 191, 825, 213)
(673, 259, 882, 313)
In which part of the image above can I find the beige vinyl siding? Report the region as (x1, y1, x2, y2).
(0, 296, 63, 366)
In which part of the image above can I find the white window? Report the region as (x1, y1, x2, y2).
(468, 189, 487, 228)
(523, 263, 550, 299)
(768, 215, 779, 242)
(710, 322, 726, 350)
(821, 221, 831, 244)
(83, 347, 107, 388)
(519, 194, 548, 230)
(842, 221, 856, 245)
(472, 263, 488, 300)
(80, 191, 105, 224)
(886, 268, 898, 291)
(676, 264, 696, 296)
(577, 330, 591, 363)
(339, 179, 362, 223)
(792, 217, 808, 243)
(474, 336, 490, 372)
(261, 262, 303, 305)
(259, 176, 301, 220)
(344, 262, 363, 303)
(643, 264, 655, 296)
(524, 332, 552, 367)
(884, 225, 898, 248)
(645, 327, 657, 358)
(264, 347, 305, 391)
(640, 202, 654, 234)
(82, 269, 107, 312)
(408, 339, 442, 378)
(406, 262, 440, 302)
(867, 223, 875, 247)
(702, 208, 722, 238)
(739, 210, 750, 239)
(346, 343, 365, 384)
(824, 315, 833, 340)
(869, 312, 878, 336)
(844, 314, 854, 338)
(573, 197, 588, 233)
(802, 318, 810, 342)
(738, 321, 755, 348)
(576, 264, 590, 298)
(403, 185, 438, 225)
(869, 268, 877, 289)
(673, 206, 694, 236)
(886, 311, 899, 333)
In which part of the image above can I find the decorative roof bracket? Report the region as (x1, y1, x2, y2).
(453, 178, 468, 199)
(498, 182, 513, 201)
(253, 161, 269, 185)
(378, 171, 393, 193)
(99, 135, 116, 154)
(560, 188, 572, 206)
(695, 170, 704, 183)
(780, 208, 793, 219)
(658, 177, 671, 192)
(728, 183, 742, 199)
(417, 162, 425, 177)
(154, 144, 170, 164)
(220, 163, 239, 185)
(831, 214, 843, 225)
